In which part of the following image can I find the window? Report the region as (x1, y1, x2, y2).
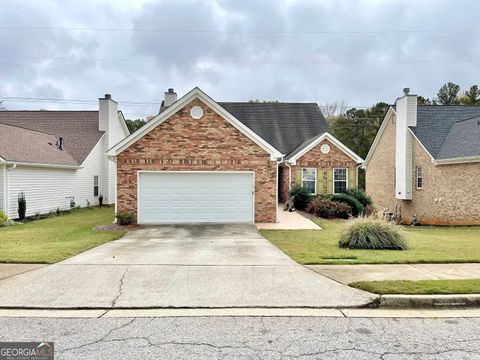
(301, 168, 316, 194)
(334, 168, 348, 194)
(93, 176, 99, 197)
(416, 166, 423, 189)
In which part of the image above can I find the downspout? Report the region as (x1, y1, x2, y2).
(275, 157, 285, 223)
(356, 164, 362, 189)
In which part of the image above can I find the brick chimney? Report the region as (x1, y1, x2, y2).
(395, 88, 417, 200)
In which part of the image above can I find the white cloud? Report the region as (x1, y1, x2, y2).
(0, 0, 479, 116)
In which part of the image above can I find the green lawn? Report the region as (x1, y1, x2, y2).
(0, 207, 125, 263)
(260, 217, 480, 264)
(350, 279, 480, 295)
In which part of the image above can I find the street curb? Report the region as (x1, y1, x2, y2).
(376, 294, 480, 309)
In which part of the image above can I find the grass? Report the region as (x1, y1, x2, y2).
(0, 207, 125, 263)
(350, 279, 480, 295)
(260, 217, 480, 265)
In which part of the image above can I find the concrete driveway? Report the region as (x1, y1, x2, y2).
(0, 225, 376, 309)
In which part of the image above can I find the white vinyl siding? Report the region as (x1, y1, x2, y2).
(301, 168, 316, 194)
(6, 140, 103, 219)
(101, 114, 128, 205)
(0, 166, 4, 213)
(395, 95, 417, 200)
(138, 172, 254, 224)
(333, 168, 348, 194)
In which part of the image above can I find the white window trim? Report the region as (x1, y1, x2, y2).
(415, 166, 423, 189)
(301, 167, 317, 195)
(333, 168, 348, 194)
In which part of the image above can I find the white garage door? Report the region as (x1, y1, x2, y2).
(138, 172, 254, 224)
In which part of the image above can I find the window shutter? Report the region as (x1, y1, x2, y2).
(295, 168, 302, 185)
(348, 168, 356, 190)
(326, 169, 333, 194)
(317, 169, 325, 194)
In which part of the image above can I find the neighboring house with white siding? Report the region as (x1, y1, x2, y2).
(0, 94, 129, 219)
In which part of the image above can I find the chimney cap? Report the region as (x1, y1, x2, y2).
(403, 88, 410, 96)
(104, 94, 112, 99)
(167, 88, 175, 93)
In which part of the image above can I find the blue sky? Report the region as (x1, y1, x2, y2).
(1, 0, 479, 118)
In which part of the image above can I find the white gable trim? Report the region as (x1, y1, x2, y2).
(287, 132, 364, 165)
(107, 87, 283, 160)
(408, 128, 435, 162)
(117, 111, 131, 136)
(363, 106, 396, 168)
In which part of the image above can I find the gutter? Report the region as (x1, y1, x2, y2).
(1, 161, 81, 169)
(434, 156, 480, 165)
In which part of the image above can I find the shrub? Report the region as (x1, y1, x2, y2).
(0, 211, 14, 227)
(116, 212, 135, 226)
(344, 189, 373, 208)
(339, 217, 407, 250)
(306, 197, 352, 219)
(17, 191, 26, 221)
(289, 184, 313, 210)
(330, 193, 364, 217)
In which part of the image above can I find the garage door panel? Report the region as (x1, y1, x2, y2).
(138, 172, 254, 224)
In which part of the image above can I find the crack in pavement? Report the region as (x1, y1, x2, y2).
(111, 267, 129, 308)
(58, 318, 137, 353)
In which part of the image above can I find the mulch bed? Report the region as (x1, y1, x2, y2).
(93, 224, 139, 232)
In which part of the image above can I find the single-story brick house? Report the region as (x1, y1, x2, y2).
(107, 87, 363, 224)
(364, 88, 480, 225)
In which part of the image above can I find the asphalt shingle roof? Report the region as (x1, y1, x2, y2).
(436, 115, 480, 160)
(0, 111, 104, 165)
(0, 123, 78, 166)
(410, 105, 480, 159)
(218, 102, 329, 155)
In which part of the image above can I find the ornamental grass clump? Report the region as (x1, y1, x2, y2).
(339, 217, 407, 250)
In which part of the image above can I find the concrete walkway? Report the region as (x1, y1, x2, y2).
(256, 204, 320, 230)
(0, 225, 374, 309)
(308, 263, 480, 284)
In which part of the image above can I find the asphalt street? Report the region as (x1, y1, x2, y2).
(1, 316, 480, 359)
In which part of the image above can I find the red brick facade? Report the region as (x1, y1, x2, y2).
(279, 139, 359, 202)
(116, 98, 277, 223)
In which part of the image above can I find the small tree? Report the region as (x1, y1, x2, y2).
(18, 191, 26, 221)
(437, 82, 460, 105)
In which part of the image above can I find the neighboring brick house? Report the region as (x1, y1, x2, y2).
(108, 87, 363, 224)
(364, 88, 480, 225)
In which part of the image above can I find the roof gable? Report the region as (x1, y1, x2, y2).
(218, 102, 329, 155)
(108, 87, 284, 160)
(287, 132, 364, 164)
